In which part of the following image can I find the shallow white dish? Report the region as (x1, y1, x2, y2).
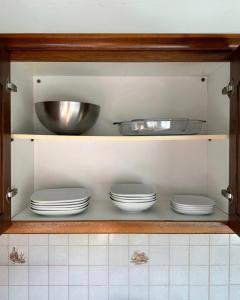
(30, 205, 89, 216)
(170, 205, 214, 215)
(111, 199, 156, 212)
(110, 194, 157, 202)
(111, 197, 157, 204)
(31, 198, 90, 207)
(110, 184, 156, 197)
(172, 195, 215, 206)
(31, 188, 91, 203)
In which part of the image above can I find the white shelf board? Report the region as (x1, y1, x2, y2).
(11, 134, 229, 142)
(13, 198, 228, 222)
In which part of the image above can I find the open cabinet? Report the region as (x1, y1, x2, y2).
(0, 34, 240, 234)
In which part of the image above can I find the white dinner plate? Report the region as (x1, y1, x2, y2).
(170, 205, 214, 215)
(31, 198, 90, 206)
(110, 193, 157, 201)
(30, 203, 89, 211)
(31, 188, 91, 203)
(110, 197, 157, 204)
(110, 184, 156, 197)
(30, 205, 88, 216)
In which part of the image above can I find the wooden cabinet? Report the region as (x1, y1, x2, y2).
(0, 34, 240, 234)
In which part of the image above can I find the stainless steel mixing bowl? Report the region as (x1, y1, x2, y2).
(35, 101, 100, 135)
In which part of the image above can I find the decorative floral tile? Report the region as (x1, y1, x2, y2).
(9, 246, 27, 264)
(131, 250, 149, 265)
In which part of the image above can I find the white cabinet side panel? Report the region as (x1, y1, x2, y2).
(207, 63, 230, 134)
(11, 63, 34, 133)
(34, 140, 207, 200)
(11, 140, 34, 217)
(33, 76, 208, 135)
(207, 140, 229, 213)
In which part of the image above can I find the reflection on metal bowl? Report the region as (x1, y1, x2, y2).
(35, 100, 100, 135)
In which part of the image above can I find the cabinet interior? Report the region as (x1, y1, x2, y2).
(10, 62, 230, 221)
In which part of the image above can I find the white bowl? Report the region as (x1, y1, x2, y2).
(111, 199, 156, 212)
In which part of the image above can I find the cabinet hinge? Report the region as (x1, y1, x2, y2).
(6, 187, 18, 199)
(222, 80, 234, 99)
(6, 82, 18, 92)
(221, 188, 233, 202)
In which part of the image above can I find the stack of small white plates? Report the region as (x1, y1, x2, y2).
(110, 183, 157, 212)
(30, 188, 91, 216)
(170, 195, 215, 215)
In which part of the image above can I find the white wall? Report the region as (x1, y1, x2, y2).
(0, 0, 240, 33)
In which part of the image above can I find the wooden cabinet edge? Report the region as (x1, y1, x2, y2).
(5, 220, 233, 234)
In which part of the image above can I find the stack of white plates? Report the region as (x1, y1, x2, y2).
(110, 183, 157, 212)
(30, 188, 91, 216)
(170, 195, 215, 215)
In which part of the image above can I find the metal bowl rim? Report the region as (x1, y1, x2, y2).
(35, 100, 100, 109)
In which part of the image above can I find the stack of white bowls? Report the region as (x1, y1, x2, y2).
(170, 195, 215, 215)
(30, 188, 91, 216)
(110, 183, 157, 212)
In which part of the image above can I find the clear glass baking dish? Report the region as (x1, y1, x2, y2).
(113, 118, 206, 136)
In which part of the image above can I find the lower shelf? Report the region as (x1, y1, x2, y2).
(7, 199, 232, 234)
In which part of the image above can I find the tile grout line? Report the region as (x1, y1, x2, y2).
(208, 235, 211, 300)
(87, 234, 89, 300)
(107, 234, 109, 300)
(168, 235, 170, 300)
(28, 234, 29, 300)
(187, 236, 190, 300)
(48, 234, 50, 300)
(68, 234, 69, 300)
(228, 234, 231, 300)
(128, 234, 130, 300)
(147, 234, 150, 300)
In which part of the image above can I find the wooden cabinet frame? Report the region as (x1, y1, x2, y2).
(1, 34, 240, 234)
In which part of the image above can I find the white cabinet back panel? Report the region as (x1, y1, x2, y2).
(33, 76, 208, 135)
(34, 140, 207, 200)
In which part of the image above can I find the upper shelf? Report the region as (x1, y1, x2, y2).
(11, 134, 228, 142)
(1, 34, 240, 62)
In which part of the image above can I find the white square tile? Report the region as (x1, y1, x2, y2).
(230, 246, 240, 264)
(49, 246, 68, 265)
(0, 286, 8, 300)
(170, 266, 189, 285)
(210, 246, 229, 265)
(69, 266, 88, 285)
(0, 235, 8, 246)
(89, 246, 108, 265)
(0, 246, 8, 265)
(89, 266, 108, 285)
(230, 234, 240, 245)
(230, 285, 240, 300)
(170, 234, 189, 245)
(210, 266, 229, 285)
(190, 234, 209, 245)
(210, 285, 228, 300)
(49, 266, 68, 285)
(9, 235, 28, 246)
(69, 286, 88, 300)
(9, 286, 28, 300)
(49, 234, 68, 245)
(129, 265, 148, 285)
(29, 286, 48, 300)
(129, 234, 148, 245)
(69, 246, 88, 265)
(170, 246, 189, 265)
(149, 234, 169, 245)
(69, 234, 88, 245)
(49, 286, 68, 300)
(0, 266, 8, 285)
(210, 234, 229, 245)
(89, 234, 108, 245)
(230, 265, 240, 284)
(190, 286, 209, 300)
(29, 246, 48, 265)
(190, 266, 209, 285)
(29, 266, 48, 285)
(9, 246, 28, 265)
(109, 234, 128, 245)
(109, 266, 128, 285)
(9, 266, 28, 285)
(170, 286, 188, 300)
(149, 266, 168, 285)
(129, 286, 148, 300)
(149, 286, 168, 300)
(190, 246, 209, 265)
(89, 286, 108, 300)
(109, 246, 128, 265)
(149, 246, 169, 265)
(29, 234, 48, 245)
(109, 286, 128, 300)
